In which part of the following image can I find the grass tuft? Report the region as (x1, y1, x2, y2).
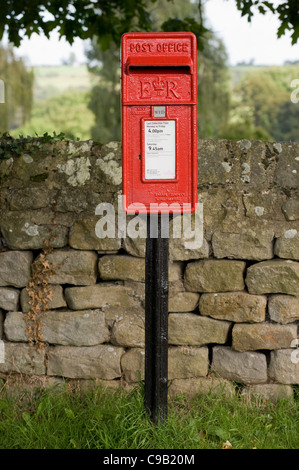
(0, 382, 298, 449)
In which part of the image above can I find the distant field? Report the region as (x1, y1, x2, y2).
(33, 64, 293, 100)
(33, 65, 95, 100)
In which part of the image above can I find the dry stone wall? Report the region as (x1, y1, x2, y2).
(0, 137, 299, 401)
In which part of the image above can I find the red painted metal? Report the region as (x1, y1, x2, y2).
(121, 32, 197, 214)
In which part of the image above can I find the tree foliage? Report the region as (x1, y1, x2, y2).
(225, 65, 299, 141)
(0, 44, 34, 132)
(197, 33, 230, 138)
(10, 90, 94, 140)
(274, 100, 299, 141)
(87, 41, 121, 143)
(0, 0, 206, 49)
(1, 0, 298, 49)
(234, 0, 299, 44)
(87, 0, 231, 143)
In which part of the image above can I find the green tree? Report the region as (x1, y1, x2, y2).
(87, 41, 121, 143)
(197, 33, 230, 138)
(87, 0, 203, 143)
(1, 1, 298, 48)
(234, 0, 299, 44)
(87, 0, 231, 142)
(0, 44, 34, 132)
(274, 100, 299, 141)
(225, 65, 299, 141)
(237, 72, 286, 133)
(10, 90, 95, 140)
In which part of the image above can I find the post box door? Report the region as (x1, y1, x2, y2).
(121, 32, 197, 214)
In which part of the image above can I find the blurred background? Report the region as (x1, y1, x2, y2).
(0, 0, 298, 143)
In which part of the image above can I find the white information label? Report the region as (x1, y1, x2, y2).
(144, 120, 176, 180)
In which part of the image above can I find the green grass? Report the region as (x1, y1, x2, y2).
(0, 383, 298, 449)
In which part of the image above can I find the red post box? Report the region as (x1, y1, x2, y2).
(121, 32, 197, 214)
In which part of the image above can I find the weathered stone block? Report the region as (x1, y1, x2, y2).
(55, 188, 91, 214)
(245, 260, 299, 295)
(95, 141, 122, 187)
(184, 259, 246, 292)
(168, 377, 235, 399)
(85, 255, 182, 284)
(69, 217, 121, 252)
(169, 262, 184, 282)
(4, 310, 109, 346)
(0, 213, 68, 250)
(212, 230, 274, 260)
(121, 342, 209, 384)
(269, 349, 299, 384)
(199, 291, 266, 323)
(111, 309, 145, 348)
(123, 281, 145, 305)
(123, 235, 146, 258)
(0, 287, 20, 311)
(275, 144, 299, 189)
(8, 187, 51, 211)
(232, 323, 297, 352)
(242, 192, 285, 221)
(99, 255, 145, 282)
(212, 346, 267, 384)
(0, 342, 46, 375)
(169, 292, 199, 313)
(197, 139, 239, 186)
(169, 213, 209, 261)
(200, 187, 242, 240)
(0, 251, 33, 288)
(168, 346, 209, 379)
(65, 284, 141, 310)
(274, 230, 299, 260)
(47, 345, 125, 379)
(20, 285, 66, 313)
(47, 250, 98, 285)
(268, 294, 299, 324)
(168, 280, 185, 297)
(282, 200, 299, 221)
(169, 237, 209, 262)
(242, 384, 294, 402)
(168, 313, 231, 346)
(121, 348, 145, 383)
(3, 312, 25, 342)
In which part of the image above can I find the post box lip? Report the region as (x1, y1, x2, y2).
(121, 31, 197, 41)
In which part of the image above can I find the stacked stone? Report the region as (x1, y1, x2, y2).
(0, 138, 298, 401)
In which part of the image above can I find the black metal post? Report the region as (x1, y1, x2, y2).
(145, 213, 169, 425)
